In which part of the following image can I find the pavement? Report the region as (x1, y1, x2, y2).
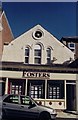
(56, 110, 78, 119)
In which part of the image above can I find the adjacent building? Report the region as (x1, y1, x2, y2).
(61, 37, 78, 59)
(0, 9, 14, 97)
(1, 24, 78, 111)
(0, 10, 14, 60)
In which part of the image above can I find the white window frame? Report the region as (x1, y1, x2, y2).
(68, 42, 75, 50)
(34, 45, 41, 64)
(24, 47, 29, 64)
(46, 48, 51, 64)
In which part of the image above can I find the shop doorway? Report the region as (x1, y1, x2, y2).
(66, 84, 76, 111)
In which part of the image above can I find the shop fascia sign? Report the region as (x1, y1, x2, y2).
(23, 71, 50, 78)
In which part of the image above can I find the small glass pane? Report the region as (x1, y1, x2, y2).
(70, 43, 75, 48)
(47, 48, 51, 57)
(25, 48, 29, 56)
(25, 57, 29, 63)
(34, 50, 41, 56)
(34, 45, 41, 64)
(47, 48, 51, 64)
(30, 84, 43, 99)
(35, 58, 41, 64)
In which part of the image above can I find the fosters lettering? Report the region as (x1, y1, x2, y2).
(23, 72, 50, 78)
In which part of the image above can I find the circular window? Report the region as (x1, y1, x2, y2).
(35, 31, 42, 38)
(33, 30, 44, 40)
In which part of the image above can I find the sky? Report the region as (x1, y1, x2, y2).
(2, 0, 78, 2)
(2, 2, 76, 40)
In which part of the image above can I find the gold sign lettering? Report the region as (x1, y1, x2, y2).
(23, 72, 50, 78)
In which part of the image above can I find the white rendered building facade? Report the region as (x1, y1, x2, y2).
(0, 25, 77, 110)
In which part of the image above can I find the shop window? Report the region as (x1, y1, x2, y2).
(28, 80, 44, 99)
(34, 45, 41, 64)
(11, 85, 22, 95)
(10, 80, 25, 95)
(48, 86, 60, 99)
(47, 80, 64, 99)
(25, 47, 29, 64)
(46, 48, 51, 64)
(30, 85, 43, 98)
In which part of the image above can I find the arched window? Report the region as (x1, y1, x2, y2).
(34, 44, 41, 64)
(46, 48, 51, 64)
(25, 47, 29, 64)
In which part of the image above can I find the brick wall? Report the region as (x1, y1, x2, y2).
(0, 11, 14, 60)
